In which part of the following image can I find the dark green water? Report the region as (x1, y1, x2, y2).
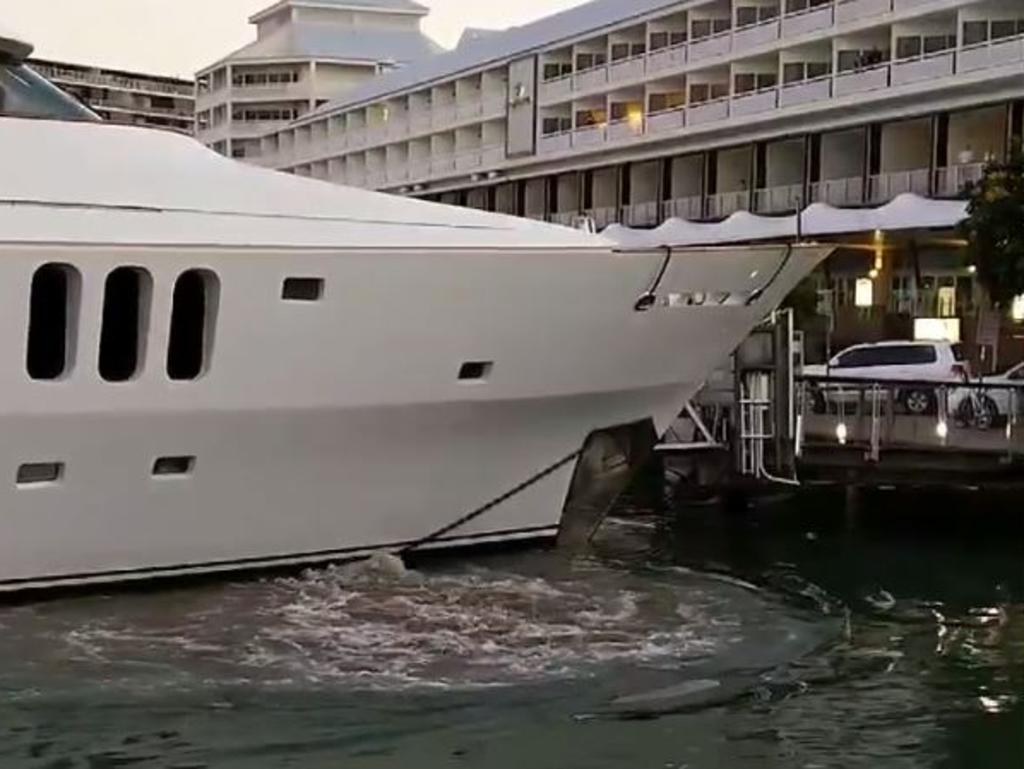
(0, 488, 1020, 769)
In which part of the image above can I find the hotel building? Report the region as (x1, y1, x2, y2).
(241, 0, 1024, 362)
(28, 59, 194, 135)
(194, 0, 441, 159)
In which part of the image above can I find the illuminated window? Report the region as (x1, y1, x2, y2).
(854, 278, 874, 308)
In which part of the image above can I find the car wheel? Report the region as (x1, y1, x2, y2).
(970, 395, 1000, 430)
(902, 389, 935, 416)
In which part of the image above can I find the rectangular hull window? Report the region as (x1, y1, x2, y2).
(27, 264, 80, 380)
(459, 361, 494, 382)
(99, 267, 151, 382)
(17, 462, 64, 486)
(153, 456, 196, 476)
(282, 278, 324, 302)
(168, 270, 219, 380)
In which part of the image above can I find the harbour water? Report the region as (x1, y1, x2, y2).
(0, 488, 1020, 769)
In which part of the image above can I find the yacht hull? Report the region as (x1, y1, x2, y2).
(0, 243, 829, 592)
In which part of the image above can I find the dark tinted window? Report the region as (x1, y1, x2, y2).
(99, 267, 150, 382)
(167, 270, 218, 381)
(951, 344, 966, 362)
(27, 264, 79, 380)
(836, 345, 937, 368)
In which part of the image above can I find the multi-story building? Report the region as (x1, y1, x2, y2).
(252, 0, 1024, 365)
(27, 58, 194, 135)
(194, 0, 441, 159)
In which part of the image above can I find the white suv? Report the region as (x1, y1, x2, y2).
(803, 341, 970, 415)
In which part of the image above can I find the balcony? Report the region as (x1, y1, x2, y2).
(609, 54, 647, 83)
(431, 103, 458, 128)
(663, 196, 704, 221)
(934, 163, 985, 197)
(734, 19, 781, 50)
(539, 76, 573, 103)
(732, 87, 778, 117)
(430, 155, 457, 176)
(891, 50, 955, 87)
(836, 0, 890, 24)
(550, 211, 579, 227)
(622, 201, 660, 227)
(958, 34, 1024, 74)
(386, 165, 409, 185)
(455, 149, 483, 172)
(648, 43, 688, 73)
(572, 124, 607, 148)
(585, 207, 621, 229)
(811, 177, 864, 206)
(456, 100, 484, 121)
(409, 113, 432, 134)
(608, 117, 644, 141)
(781, 4, 834, 37)
(754, 184, 804, 213)
(647, 107, 686, 134)
(539, 131, 572, 154)
(408, 160, 431, 181)
(834, 64, 889, 97)
(689, 31, 732, 63)
(574, 65, 609, 92)
(867, 168, 930, 203)
(688, 98, 729, 126)
(707, 190, 751, 218)
(780, 76, 832, 107)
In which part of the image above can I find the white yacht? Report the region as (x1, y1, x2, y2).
(0, 29, 830, 593)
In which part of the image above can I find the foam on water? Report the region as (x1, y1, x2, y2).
(0, 555, 779, 694)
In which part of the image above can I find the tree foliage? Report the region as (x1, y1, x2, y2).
(960, 144, 1024, 306)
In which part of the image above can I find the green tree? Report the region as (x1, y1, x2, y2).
(960, 145, 1024, 306)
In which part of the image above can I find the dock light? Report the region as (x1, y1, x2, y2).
(936, 420, 949, 440)
(967, 264, 977, 275)
(868, 268, 879, 280)
(1012, 295, 1024, 322)
(836, 422, 848, 445)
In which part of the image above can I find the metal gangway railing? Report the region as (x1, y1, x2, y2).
(795, 373, 1024, 461)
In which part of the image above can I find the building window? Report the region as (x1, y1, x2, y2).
(167, 270, 219, 381)
(27, 263, 80, 381)
(99, 267, 151, 382)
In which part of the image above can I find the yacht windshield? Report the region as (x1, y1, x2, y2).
(0, 62, 98, 121)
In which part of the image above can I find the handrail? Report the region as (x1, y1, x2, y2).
(800, 373, 1024, 391)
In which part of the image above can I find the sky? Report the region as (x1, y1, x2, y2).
(7, 0, 589, 79)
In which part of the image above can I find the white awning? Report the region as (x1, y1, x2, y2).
(602, 194, 969, 249)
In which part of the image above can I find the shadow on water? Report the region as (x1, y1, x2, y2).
(0, 484, 1019, 768)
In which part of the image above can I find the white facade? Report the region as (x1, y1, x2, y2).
(195, 0, 440, 159)
(254, 0, 1023, 224)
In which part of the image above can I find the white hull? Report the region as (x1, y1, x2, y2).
(0, 119, 831, 592)
(0, 243, 827, 592)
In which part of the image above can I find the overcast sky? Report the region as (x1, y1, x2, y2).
(6, 0, 588, 78)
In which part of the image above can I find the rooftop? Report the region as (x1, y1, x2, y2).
(222, 21, 442, 65)
(250, 0, 430, 24)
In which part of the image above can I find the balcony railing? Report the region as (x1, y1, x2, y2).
(584, 206, 621, 229)
(834, 63, 890, 96)
(867, 168, 931, 203)
(622, 201, 660, 227)
(780, 75, 832, 107)
(662, 196, 704, 221)
(689, 30, 733, 62)
(731, 86, 779, 117)
(836, 0, 890, 24)
(734, 18, 781, 49)
(958, 33, 1024, 73)
(647, 42, 688, 73)
(754, 184, 804, 213)
(810, 177, 864, 206)
(608, 116, 645, 141)
(781, 3, 834, 37)
(891, 49, 955, 87)
(707, 190, 751, 219)
(934, 162, 985, 197)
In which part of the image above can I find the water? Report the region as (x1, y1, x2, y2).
(0, 488, 1020, 769)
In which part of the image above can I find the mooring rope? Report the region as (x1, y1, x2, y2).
(399, 450, 582, 555)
